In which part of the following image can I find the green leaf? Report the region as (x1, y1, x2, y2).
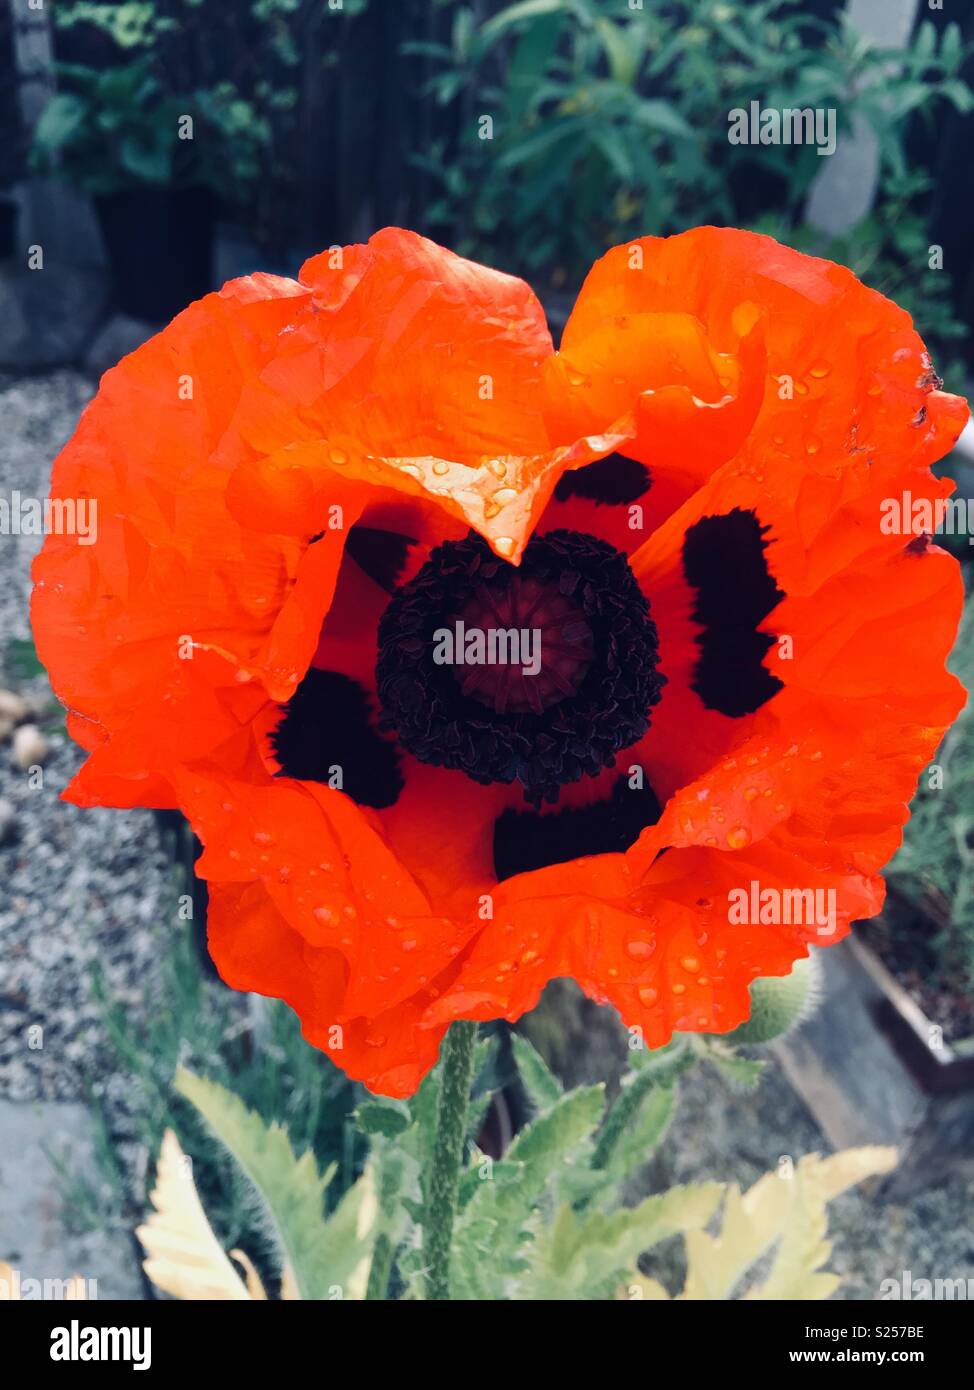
(457, 1157, 525, 1208)
(594, 17, 645, 88)
(510, 1032, 563, 1112)
(592, 1076, 673, 1175)
(521, 1182, 723, 1299)
(504, 1084, 604, 1172)
(119, 134, 172, 184)
(175, 1067, 375, 1301)
(33, 93, 88, 153)
(356, 1099, 411, 1139)
(708, 1051, 766, 1092)
(480, 0, 567, 48)
(632, 99, 693, 139)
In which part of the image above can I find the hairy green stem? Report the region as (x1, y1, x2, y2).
(423, 1020, 478, 1300)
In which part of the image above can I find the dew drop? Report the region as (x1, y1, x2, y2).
(638, 985, 659, 1006)
(432, 459, 450, 476)
(626, 939, 656, 961)
(726, 826, 751, 850)
(493, 537, 515, 557)
(329, 447, 348, 465)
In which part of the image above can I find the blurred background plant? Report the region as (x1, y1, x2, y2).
(29, 2, 272, 203)
(413, 0, 972, 370)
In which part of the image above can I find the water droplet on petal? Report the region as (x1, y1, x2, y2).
(726, 826, 751, 850)
(626, 939, 656, 961)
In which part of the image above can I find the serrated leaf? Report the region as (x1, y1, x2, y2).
(521, 1182, 723, 1300)
(505, 1084, 604, 1172)
(175, 1067, 375, 1301)
(136, 1129, 252, 1300)
(457, 1157, 525, 1208)
(678, 1147, 898, 1301)
(592, 1071, 673, 1174)
(511, 1032, 564, 1112)
(750, 1148, 897, 1301)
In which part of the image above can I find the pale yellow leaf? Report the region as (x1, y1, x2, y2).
(229, 1249, 268, 1300)
(675, 1147, 898, 1301)
(136, 1129, 252, 1301)
(749, 1147, 897, 1301)
(681, 1172, 792, 1300)
(345, 1163, 379, 1302)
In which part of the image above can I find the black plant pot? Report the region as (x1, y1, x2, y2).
(95, 185, 214, 323)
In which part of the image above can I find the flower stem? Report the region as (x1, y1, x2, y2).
(423, 1020, 478, 1301)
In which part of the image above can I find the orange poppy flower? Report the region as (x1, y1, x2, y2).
(32, 227, 967, 1096)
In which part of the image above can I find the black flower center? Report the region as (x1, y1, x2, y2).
(375, 529, 665, 807)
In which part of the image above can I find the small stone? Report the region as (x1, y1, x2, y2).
(11, 723, 50, 770)
(0, 688, 29, 724)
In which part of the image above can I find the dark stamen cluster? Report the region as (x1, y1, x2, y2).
(376, 529, 665, 806)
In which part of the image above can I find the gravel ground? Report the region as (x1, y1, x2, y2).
(0, 371, 172, 1103)
(0, 368, 971, 1302)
